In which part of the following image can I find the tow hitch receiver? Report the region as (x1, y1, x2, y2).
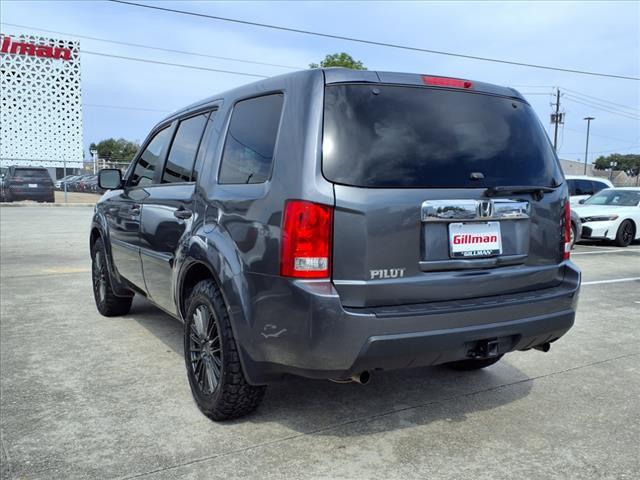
(468, 339, 500, 358)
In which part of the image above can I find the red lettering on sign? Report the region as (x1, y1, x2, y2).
(0, 35, 72, 61)
(453, 234, 498, 245)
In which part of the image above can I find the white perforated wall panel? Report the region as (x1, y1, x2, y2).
(0, 33, 83, 168)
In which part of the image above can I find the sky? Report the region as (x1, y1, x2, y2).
(1, 0, 639, 163)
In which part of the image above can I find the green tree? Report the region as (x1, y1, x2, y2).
(309, 52, 367, 70)
(89, 138, 140, 162)
(593, 153, 640, 177)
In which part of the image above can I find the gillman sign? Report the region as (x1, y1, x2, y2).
(0, 34, 72, 61)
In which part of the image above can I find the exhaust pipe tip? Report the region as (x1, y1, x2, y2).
(329, 371, 372, 385)
(351, 371, 371, 385)
(533, 342, 551, 353)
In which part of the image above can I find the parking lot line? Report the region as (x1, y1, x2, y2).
(582, 277, 640, 286)
(573, 249, 640, 255)
(43, 267, 90, 274)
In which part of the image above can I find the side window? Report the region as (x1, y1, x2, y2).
(192, 111, 217, 182)
(592, 181, 608, 194)
(567, 179, 576, 196)
(162, 113, 209, 184)
(131, 127, 171, 187)
(575, 179, 594, 196)
(219, 94, 284, 184)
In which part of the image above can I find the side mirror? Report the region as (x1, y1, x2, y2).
(98, 169, 122, 190)
(578, 199, 586, 204)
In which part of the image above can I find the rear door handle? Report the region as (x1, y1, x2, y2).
(174, 208, 193, 220)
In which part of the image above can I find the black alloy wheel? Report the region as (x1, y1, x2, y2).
(93, 248, 108, 305)
(91, 238, 133, 316)
(614, 220, 635, 247)
(183, 279, 266, 421)
(188, 304, 223, 395)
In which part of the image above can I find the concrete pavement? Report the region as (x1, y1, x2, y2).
(1, 207, 638, 479)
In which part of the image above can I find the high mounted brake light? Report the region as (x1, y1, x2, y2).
(280, 200, 333, 279)
(422, 76, 473, 89)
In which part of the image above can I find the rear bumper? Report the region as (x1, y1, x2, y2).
(347, 309, 573, 375)
(238, 262, 581, 384)
(7, 187, 54, 200)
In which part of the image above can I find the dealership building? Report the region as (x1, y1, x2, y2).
(0, 32, 83, 179)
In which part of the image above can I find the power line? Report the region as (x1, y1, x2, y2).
(561, 126, 639, 144)
(0, 22, 301, 71)
(563, 95, 640, 120)
(564, 93, 640, 117)
(109, 0, 640, 81)
(517, 85, 639, 112)
(566, 94, 640, 121)
(564, 95, 640, 120)
(560, 86, 639, 113)
(560, 143, 640, 155)
(518, 84, 640, 115)
(515, 85, 639, 115)
(82, 50, 269, 78)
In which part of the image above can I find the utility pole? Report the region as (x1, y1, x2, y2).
(583, 116, 595, 175)
(552, 88, 562, 151)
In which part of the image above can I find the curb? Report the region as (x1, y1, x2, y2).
(0, 203, 95, 207)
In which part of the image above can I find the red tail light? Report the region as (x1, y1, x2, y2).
(563, 200, 571, 260)
(422, 75, 473, 89)
(280, 200, 333, 279)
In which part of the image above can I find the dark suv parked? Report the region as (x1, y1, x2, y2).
(2, 166, 54, 203)
(90, 69, 581, 421)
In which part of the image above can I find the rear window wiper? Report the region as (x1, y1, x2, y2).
(485, 185, 557, 200)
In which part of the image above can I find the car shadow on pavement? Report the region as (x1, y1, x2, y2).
(252, 364, 532, 437)
(130, 296, 532, 437)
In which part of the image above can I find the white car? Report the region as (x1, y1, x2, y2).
(566, 175, 614, 206)
(573, 187, 640, 247)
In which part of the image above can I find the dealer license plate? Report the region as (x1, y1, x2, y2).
(449, 222, 502, 258)
(28, 183, 37, 188)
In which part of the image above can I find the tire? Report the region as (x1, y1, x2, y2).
(446, 355, 503, 371)
(91, 238, 133, 316)
(184, 279, 266, 421)
(614, 220, 635, 247)
(570, 222, 577, 249)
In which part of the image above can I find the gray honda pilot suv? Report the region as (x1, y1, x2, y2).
(90, 68, 581, 421)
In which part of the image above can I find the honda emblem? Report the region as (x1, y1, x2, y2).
(477, 200, 493, 218)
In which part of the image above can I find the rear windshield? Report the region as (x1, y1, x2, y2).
(322, 84, 561, 188)
(14, 169, 52, 180)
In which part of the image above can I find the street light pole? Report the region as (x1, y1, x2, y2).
(583, 116, 595, 175)
(609, 161, 617, 182)
(90, 148, 98, 175)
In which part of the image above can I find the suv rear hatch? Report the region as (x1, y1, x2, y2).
(323, 79, 566, 308)
(10, 168, 53, 189)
